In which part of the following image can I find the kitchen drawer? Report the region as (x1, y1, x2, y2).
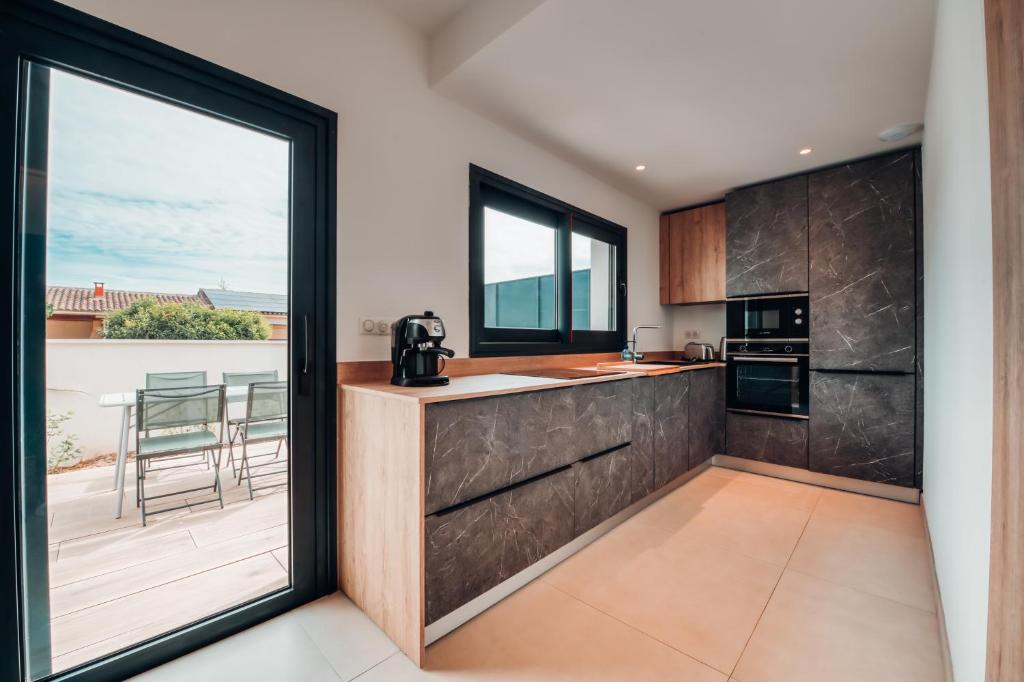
(654, 372, 690, 489)
(726, 412, 808, 469)
(424, 381, 631, 515)
(809, 371, 916, 487)
(424, 466, 574, 625)
(573, 447, 632, 537)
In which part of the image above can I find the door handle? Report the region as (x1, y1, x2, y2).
(301, 315, 311, 375)
(732, 356, 799, 363)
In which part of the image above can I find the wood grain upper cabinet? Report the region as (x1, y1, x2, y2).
(808, 152, 916, 372)
(659, 203, 726, 304)
(725, 176, 808, 297)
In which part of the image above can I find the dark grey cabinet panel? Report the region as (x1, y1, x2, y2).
(628, 377, 655, 503)
(571, 380, 634, 458)
(424, 467, 574, 624)
(725, 175, 809, 296)
(809, 152, 917, 372)
(653, 372, 689, 489)
(688, 368, 725, 469)
(573, 448, 632, 537)
(726, 412, 808, 469)
(809, 372, 915, 487)
(424, 380, 632, 514)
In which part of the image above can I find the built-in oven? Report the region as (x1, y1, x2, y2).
(725, 341, 809, 419)
(726, 293, 808, 341)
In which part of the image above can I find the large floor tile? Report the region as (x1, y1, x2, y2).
(812, 488, 925, 538)
(289, 593, 399, 681)
(705, 467, 824, 512)
(132, 613, 341, 682)
(733, 571, 944, 682)
(638, 479, 811, 566)
(788, 513, 935, 612)
(356, 580, 726, 682)
(543, 517, 783, 674)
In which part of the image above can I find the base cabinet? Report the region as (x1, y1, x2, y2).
(809, 372, 916, 487)
(689, 367, 725, 468)
(628, 376, 656, 502)
(726, 412, 808, 469)
(573, 448, 632, 537)
(424, 467, 574, 625)
(654, 372, 690, 488)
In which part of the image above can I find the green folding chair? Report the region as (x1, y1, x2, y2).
(135, 384, 226, 525)
(236, 381, 288, 500)
(142, 371, 211, 469)
(222, 370, 279, 474)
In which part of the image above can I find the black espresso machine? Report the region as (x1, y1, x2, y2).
(390, 311, 455, 387)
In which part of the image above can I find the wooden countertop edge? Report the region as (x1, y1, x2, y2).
(339, 362, 725, 404)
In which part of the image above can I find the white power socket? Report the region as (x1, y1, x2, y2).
(684, 329, 701, 339)
(359, 318, 394, 336)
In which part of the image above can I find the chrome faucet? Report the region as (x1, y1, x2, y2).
(622, 325, 662, 363)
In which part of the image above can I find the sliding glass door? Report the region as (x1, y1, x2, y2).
(1, 3, 336, 680)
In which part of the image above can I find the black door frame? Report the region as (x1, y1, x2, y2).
(0, 1, 337, 680)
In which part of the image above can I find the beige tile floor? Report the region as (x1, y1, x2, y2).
(46, 446, 289, 672)
(134, 466, 946, 682)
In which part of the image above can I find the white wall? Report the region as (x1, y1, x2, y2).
(47, 340, 288, 456)
(921, 0, 993, 679)
(671, 304, 727, 354)
(60, 0, 670, 361)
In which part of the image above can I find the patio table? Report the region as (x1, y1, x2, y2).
(99, 385, 250, 518)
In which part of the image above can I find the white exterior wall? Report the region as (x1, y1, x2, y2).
(46, 340, 288, 457)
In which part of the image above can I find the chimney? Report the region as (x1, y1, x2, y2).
(93, 282, 105, 298)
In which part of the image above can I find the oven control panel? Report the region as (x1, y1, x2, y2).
(725, 341, 808, 357)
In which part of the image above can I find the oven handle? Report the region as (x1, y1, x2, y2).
(731, 356, 800, 363)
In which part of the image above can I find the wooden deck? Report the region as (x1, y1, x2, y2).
(46, 445, 289, 672)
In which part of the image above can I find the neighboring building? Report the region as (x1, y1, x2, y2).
(46, 283, 289, 339)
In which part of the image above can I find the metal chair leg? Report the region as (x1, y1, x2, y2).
(138, 458, 147, 526)
(241, 438, 254, 501)
(214, 445, 225, 509)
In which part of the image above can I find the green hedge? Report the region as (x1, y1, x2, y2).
(102, 298, 271, 340)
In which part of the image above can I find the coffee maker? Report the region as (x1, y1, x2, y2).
(390, 311, 455, 387)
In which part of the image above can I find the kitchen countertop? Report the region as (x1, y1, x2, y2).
(341, 361, 724, 404)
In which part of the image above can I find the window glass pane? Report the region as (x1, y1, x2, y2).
(571, 232, 617, 331)
(483, 206, 556, 329)
(20, 64, 292, 677)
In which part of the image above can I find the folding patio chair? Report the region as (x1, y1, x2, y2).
(236, 381, 288, 500)
(222, 370, 279, 474)
(143, 371, 210, 469)
(135, 384, 226, 525)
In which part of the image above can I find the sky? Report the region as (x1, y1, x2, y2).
(45, 68, 290, 296)
(484, 207, 598, 284)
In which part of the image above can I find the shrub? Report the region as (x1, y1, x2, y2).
(102, 298, 271, 341)
(47, 411, 82, 472)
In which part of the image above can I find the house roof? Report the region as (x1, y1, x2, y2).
(46, 286, 288, 316)
(46, 286, 204, 314)
(198, 288, 288, 315)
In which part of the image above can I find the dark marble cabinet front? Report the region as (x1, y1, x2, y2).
(689, 367, 725, 469)
(808, 152, 917, 372)
(424, 380, 632, 514)
(573, 447, 632, 537)
(424, 466, 574, 625)
(653, 372, 690, 489)
(725, 412, 808, 469)
(809, 371, 916, 487)
(628, 376, 656, 502)
(725, 175, 809, 297)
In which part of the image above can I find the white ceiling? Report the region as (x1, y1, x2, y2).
(385, 0, 937, 211)
(374, 0, 470, 35)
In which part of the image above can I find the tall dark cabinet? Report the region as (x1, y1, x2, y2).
(808, 152, 917, 372)
(725, 175, 808, 296)
(806, 150, 921, 487)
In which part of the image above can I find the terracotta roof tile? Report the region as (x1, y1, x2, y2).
(46, 287, 206, 314)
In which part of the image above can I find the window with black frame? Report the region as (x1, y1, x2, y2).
(469, 166, 626, 356)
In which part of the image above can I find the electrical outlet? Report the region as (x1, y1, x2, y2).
(359, 318, 393, 336)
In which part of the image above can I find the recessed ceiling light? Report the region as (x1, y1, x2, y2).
(799, 148, 813, 156)
(635, 164, 646, 171)
(879, 123, 923, 142)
